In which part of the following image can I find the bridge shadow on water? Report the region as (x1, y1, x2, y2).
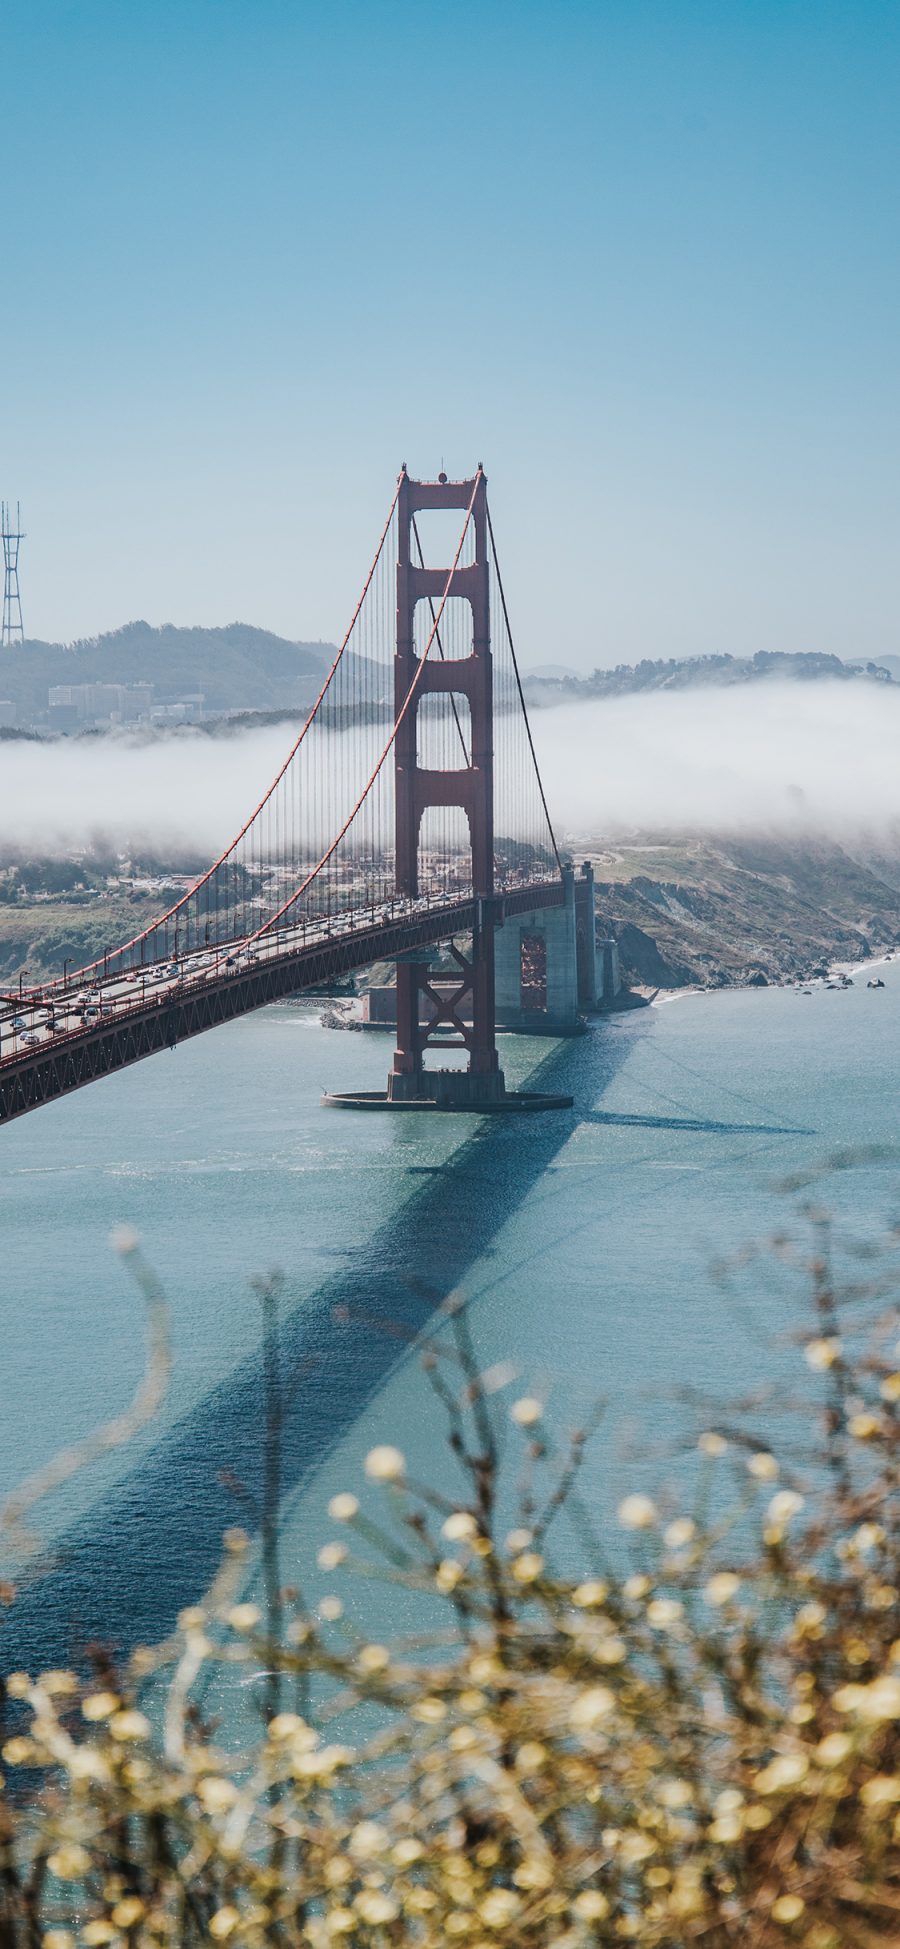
(5, 1016, 805, 1671)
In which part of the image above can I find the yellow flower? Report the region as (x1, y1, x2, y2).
(81, 1926, 117, 1947)
(404, 1888, 438, 1913)
(393, 1838, 424, 1865)
(436, 1559, 464, 1592)
(178, 1605, 206, 1631)
(647, 1597, 683, 1629)
(849, 1413, 879, 1440)
(324, 1909, 355, 1935)
(353, 1892, 399, 1925)
(656, 1779, 693, 1809)
(853, 1522, 885, 1553)
(317, 1542, 346, 1570)
(412, 1696, 447, 1723)
(291, 1750, 329, 1779)
(753, 1753, 809, 1794)
(81, 1691, 120, 1721)
(267, 1711, 307, 1741)
(227, 1603, 261, 1632)
(449, 1725, 478, 1751)
(880, 1371, 900, 1401)
(197, 1775, 239, 1813)
(573, 1890, 610, 1919)
(771, 1895, 805, 1924)
(43, 1933, 76, 1949)
(364, 1444, 405, 1482)
(510, 1396, 542, 1426)
(504, 1527, 533, 1553)
(209, 1907, 240, 1939)
(747, 1452, 778, 1481)
(328, 1492, 359, 1522)
(348, 1819, 386, 1860)
(744, 1804, 773, 1831)
(705, 1572, 740, 1607)
(515, 1742, 547, 1774)
(593, 1636, 626, 1664)
(442, 1511, 478, 1541)
(768, 1490, 805, 1524)
(110, 1899, 145, 1927)
(357, 1643, 390, 1672)
(618, 1493, 657, 1529)
(288, 1724, 319, 1756)
(570, 1685, 615, 1729)
(511, 1551, 543, 1583)
(108, 1710, 150, 1742)
(861, 1774, 900, 1807)
(853, 1676, 900, 1721)
(708, 1813, 742, 1842)
(805, 1337, 840, 1370)
(664, 1517, 696, 1549)
(47, 1845, 91, 1879)
(312, 1742, 354, 1774)
(319, 1596, 343, 1621)
(572, 1579, 609, 1607)
(40, 1670, 77, 1696)
(669, 1867, 706, 1917)
(815, 1732, 852, 1767)
(698, 1431, 727, 1456)
(478, 1887, 521, 1927)
(2, 1738, 36, 1766)
(620, 1831, 654, 1864)
(623, 1574, 650, 1600)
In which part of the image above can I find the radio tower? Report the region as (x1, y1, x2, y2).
(1, 501, 25, 647)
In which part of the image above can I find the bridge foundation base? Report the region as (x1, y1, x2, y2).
(322, 1070, 572, 1113)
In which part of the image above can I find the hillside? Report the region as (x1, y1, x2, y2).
(590, 835, 900, 988)
(524, 649, 894, 705)
(0, 622, 333, 716)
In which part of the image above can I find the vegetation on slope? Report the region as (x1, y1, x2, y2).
(0, 1216, 898, 1946)
(590, 837, 900, 989)
(525, 651, 895, 705)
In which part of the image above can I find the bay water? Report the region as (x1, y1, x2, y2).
(1, 972, 898, 1669)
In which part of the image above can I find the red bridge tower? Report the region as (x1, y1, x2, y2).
(389, 466, 506, 1106)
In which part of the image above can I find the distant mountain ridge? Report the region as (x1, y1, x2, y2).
(0, 622, 335, 716)
(3, 630, 895, 727)
(524, 649, 895, 704)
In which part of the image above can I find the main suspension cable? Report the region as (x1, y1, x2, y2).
(486, 498, 562, 873)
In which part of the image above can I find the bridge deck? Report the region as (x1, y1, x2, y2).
(0, 880, 564, 1125)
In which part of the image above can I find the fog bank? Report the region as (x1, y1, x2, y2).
(0, 680, 898, 859)
(532, 680, 900, 842)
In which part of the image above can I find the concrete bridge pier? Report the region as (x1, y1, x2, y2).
(495, 861, 601, 1033)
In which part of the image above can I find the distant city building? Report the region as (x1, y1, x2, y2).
(149, 694, 206, 725)
(47, 682, 154, 727)
(0, 699, 17, 727)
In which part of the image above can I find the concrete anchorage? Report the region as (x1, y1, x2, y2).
(495, 860, 620, 1034)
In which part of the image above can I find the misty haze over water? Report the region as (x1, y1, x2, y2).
(2, 678, 899, 860)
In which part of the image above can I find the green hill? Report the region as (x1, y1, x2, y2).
(0, 622, 333, 715)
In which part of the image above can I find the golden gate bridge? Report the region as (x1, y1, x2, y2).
(0, 467, 602, 1124)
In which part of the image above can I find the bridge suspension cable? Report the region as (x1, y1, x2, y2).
(27, 470, 562, 1003)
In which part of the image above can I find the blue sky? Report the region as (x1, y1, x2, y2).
(2, 0, 898, 665)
